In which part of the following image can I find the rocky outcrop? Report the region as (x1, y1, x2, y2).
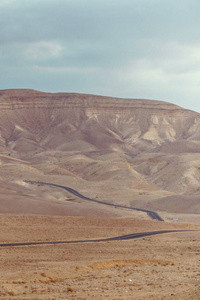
(0, 89, 200, 154)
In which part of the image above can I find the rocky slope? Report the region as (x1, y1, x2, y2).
(1, 89, 200, 214)
(1, 89, 200, 153)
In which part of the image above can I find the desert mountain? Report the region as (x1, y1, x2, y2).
(1, 89, 200, 153)
(0, 89, 200, 215)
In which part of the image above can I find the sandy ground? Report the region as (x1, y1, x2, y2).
(0, 216, 199, 299)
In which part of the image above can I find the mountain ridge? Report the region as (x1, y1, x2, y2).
(0, 89, 200, 215)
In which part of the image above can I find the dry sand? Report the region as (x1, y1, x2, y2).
(0, 216, 200, 299)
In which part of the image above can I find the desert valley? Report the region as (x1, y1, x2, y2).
(0, 89, 200, 299)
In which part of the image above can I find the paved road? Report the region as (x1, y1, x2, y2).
(0, 230, 193, 247)
(23, 180, 164, 221)
(0, 180, 196, 248)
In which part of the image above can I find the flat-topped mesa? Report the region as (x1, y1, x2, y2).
(0, 89, 200, 153)
(0, 89, 182, 109)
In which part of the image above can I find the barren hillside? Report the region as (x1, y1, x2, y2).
(0, 89, 200, 214)
(1, 89, 200, 152)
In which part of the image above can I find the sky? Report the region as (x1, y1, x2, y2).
(1, 0, 200, 112)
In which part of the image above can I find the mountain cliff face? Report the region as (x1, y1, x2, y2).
(1, 89, 200, 214)
(0, 89, 200, 153)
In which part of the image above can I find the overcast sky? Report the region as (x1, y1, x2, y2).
(1, 0, 200, 112)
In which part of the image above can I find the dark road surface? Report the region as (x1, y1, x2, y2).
(23, 180, 164, 221)
(0, 230, 193, 248)
(0, 180, 197, 248)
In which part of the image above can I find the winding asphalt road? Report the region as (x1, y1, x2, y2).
(0, 230, 193, 247)
(0, 180, 197, 248)
(23, 180, 164, 221)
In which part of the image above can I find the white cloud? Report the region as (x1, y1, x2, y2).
(34, 65, 98, 73)
(0, 0, 15, 6)
(25, 41, 63, 59)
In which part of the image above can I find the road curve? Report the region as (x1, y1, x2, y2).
(0, 230, 194, 247)
(1, 181, 197, 248)
(23, 180, 164, 221)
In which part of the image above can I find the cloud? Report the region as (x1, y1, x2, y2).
(1, 0, 200, 112)
(25, 41, 63, 59)
(34, 65, 98, 74)
(0, 0, 16, 7)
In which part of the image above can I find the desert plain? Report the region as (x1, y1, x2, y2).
(0, 89, 200, 299)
